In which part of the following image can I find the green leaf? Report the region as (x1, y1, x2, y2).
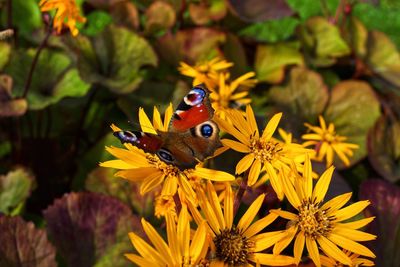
(346, 17, 368, 58)
(366, 31, 400, 88)
(189, 0, 227, 25)
(0, 168, 34, 215)
(324, 80, 381, 168)
(268, 67, 329, 122)
(239, 17, 299, 43)
(0, 42, 11, 70)
(299, 16, 351, 67)
(255, 42, 304, 84)
(287, 0, 339, 20)
(0, 0, 42, 38)
(353, 3, 400, 48)
(0, 216, 57, 267)
(81, 11, 113, 36)
(5, 48, 90, 110)
(68, 24, 158, 94)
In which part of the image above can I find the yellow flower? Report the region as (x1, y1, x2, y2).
(39, 0, 86, 36)
(100, 105, 234, 203)
(179, 57, 233, 89)
(272, 156, 376, 267)
(302, 116, 359, 167)
(321, 250, 375, 266)
(210, 72, 257, 120)
(154, 193, 176, 219)
(215, 106, 310, 199)
(187, 181, 296, 267)
(126, 205, 209, 266)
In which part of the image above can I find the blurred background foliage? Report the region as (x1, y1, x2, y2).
(0, 0, 400, 266)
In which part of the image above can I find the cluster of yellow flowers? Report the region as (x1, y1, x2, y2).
(101, 58, 375, 266)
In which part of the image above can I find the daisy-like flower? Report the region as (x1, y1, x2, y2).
(321, 250, 375, 266)
(210, 72, 257, 120)
(39, 0, 86, 36)
(187, 181, 295, 267)
(302, 116, 359, 167)
(100, 105, 234, 203)
(214, 106, 311, 199)
(179, 57, 233, 89)
(126, 204, 209, 266)
(272, 156, 376, 267)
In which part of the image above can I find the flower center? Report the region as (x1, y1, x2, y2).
(213, 226, 253, 266)
(297, 200, 334, 239)
(181, 258, 209, 267)
(323, 131, 337, 143)
(250, 138, 283, 163)
(154, 195, 176, 218)
(146, 154, 180, 177)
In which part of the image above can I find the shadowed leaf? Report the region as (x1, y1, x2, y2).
(44, 192, 140, 267)
(85, 167, 153, 216)
(67, 24, 157, 94)
(145, 1, 176, 34)
(110, 0, 139, 30)
(0, 168, 35, 215)
(227, 0, 294, 22)
(4, 49, 90, 110)
(368, 112, 400, 182)
(0, 41, 11, 70)
(268, 67, 329, 122)
(325, 80, 381, 168)
(0, 216, 57, 267)
(360, 179, 400, 267)
(156, 27, 226, 65)
(255, 42, 304, 84)
(0, 75, 27, 117)
(189, 0, 227, 25)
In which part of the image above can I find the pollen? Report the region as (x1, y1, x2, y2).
(297, 199, 334, 239)
(250, 136, 283, 163)
(146, 154, 180, 177)
(213, 226, 253, 266)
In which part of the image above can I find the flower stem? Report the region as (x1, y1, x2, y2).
(21, 28, 52, 98)
(233, 171, 249, 215)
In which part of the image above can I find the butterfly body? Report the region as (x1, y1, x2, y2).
(114, 85, 221, 170)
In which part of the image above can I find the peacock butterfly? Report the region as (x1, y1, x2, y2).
(113, 84, 221, 170)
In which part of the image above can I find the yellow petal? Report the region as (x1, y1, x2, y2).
(190, 222, 207, 262)
(236, 153, 255, 174)
(115, 167, 159, 182)
(166, 213, 180, 264)
(306, 237, 321, 267)
(271, 209, 298, 220)
(321, 192, 352, 213)
(221, 139, 251, 153)
(253, 231, 287, 252)
(141, 219, 174, 265)
(317, 236, 352, 266)
(140, 172, 165, 194)
(252, 253, 295, 266)
(248, 158, 261, 186)
(177, 206, 189, 260)
(303, 154, 313, 199)
(128, 232, 164, 264)
(294, 231, 305, 265)
(161, 175, 178, 196)
(273, 225, 296, 255)
(328, 233, 376, 258)
(261, 113, 282, 141)
(164, 103, 173, 129)
(193, 167, 235, 181)
(105, 146, 148, 167)
(265, 162, 283, 200)
(332, 226, 376, 241)
(214, 116, 250, 146)
(99, 159, 133, 169)
(333, 201, 370, 222)
(244, 212, 279, 238)
(312, 166, 334, 203)
(224, 183, 234, 229)
(139, 107, 157, 134)
(281, 172, 301, 209)
(237, 194, 265, 232)
(207, 181, 226, 230)
(152, 106, 163, 131)
(125, 253, 159, 267)
(338, 217, 375, 230)
(246, 105, 259, 138)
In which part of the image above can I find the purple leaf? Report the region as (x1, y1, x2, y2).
(0, 216, 57, 267)
(227, 0, 294, 22)
(360, 179, 400, 267)
(43, 192, 140, 267)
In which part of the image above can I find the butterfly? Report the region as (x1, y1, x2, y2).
(113, 84, 221, 170)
